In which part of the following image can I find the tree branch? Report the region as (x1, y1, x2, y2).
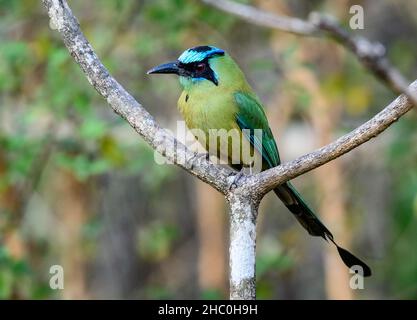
(42, 0, 234, 195)
(202, 0, 417, 105)
(247, 82, 415, 196)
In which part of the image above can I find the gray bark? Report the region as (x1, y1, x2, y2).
(227, 192, 259, 300)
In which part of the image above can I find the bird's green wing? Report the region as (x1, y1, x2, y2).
(234, 93, 372, 276)
(234, 91, 280, 168)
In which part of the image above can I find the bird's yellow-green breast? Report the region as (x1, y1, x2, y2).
(177, 53, 260, 166)
(178, 53, 250, 132)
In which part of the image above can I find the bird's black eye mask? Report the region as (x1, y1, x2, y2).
(177, 58, 219, 86)
(146, 48, 224, 85)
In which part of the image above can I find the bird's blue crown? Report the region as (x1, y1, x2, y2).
(178, 46, 225, 64)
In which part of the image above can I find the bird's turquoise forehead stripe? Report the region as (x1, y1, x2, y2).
(178, 46, 225, 64)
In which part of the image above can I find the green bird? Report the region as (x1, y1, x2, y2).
(148, 45, 371, 276)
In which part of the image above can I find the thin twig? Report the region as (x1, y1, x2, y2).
(203, 0, 317, 35)
(202, 0, 417, 106)
(247, 82, 416, 196)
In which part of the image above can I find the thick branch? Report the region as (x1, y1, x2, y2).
(42, 0, 234, 195)
(247, 82, 416, 196)
(227, 193, 258, 300)
(202, 0, 417, 105)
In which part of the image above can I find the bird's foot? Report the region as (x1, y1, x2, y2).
(190, 152, 210, 170)
(228, 168, 245, 191)
(195, 152, 210, 162)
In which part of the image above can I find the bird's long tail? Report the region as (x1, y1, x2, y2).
(274, 182, 371, 277)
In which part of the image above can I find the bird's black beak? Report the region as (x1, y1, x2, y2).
(147, 61, 179, 75)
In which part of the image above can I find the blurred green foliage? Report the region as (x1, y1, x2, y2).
(137, 221, 179, 262)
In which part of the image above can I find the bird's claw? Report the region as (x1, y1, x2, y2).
(195, 152, 210, 162)
(190, 152, 210, 170)
(229, 169, 245, 191)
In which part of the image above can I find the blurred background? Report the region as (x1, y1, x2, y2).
(0, 0, 417, 299)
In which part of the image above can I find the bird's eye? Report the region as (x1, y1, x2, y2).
(196, 63, 206, 72)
